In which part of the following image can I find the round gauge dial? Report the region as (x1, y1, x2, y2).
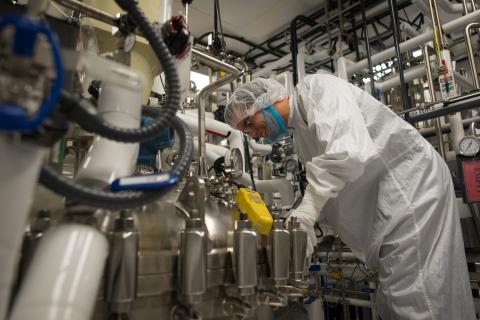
(459, 136, 480, 156)
(285, 158, 298, 172)
(224, 148, 243, 179)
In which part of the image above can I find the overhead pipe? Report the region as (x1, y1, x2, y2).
(248, 140, 272, 157)
(191, 48, 243, 177)
(375, 64, 428, 92)
(419, 116, 480, 137)
(438, 0, 475, 13)
(177, 112, 245, 171)
(347, 10, 480, 76)
(290, 16, 318, 86)
(401, 23, 420, 38)
(454, 70, 475, 91)
(362, 0, 375, 95)
(254, 1, 409, 78)
(388, 0, 411, 111)
(465, 23, 480, 89)
(424, 45, 447, 159)
(409, 91, 480, 123)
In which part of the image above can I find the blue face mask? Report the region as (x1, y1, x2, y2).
(262, 105, 287, 143)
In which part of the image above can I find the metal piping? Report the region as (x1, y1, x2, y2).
(438, 0, 475, 13)
(424, 45, 447, 159)
(388, 0, 410, 111)
(347, 9, 480, 75)
(192, 48, 243, 176)
(362, 0, 375, 95)
(429, 0, 446, 50)
(323, 295, 372, 308)
(409, 91, 480, 123)
(53, 0, 119, 26)
(465, 23, 480, 89)
(290, 15, 317, 86)
(420, 116, 480, 137)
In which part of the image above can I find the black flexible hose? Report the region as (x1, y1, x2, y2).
(39, 115, 193, 209)
(61, 91, 176, 143)
(59, 0, 180, 143)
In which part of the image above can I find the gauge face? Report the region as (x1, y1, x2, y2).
(224, 148, 243, 179)
(459, 136, 480, 156)
(285, 158, 298, 172)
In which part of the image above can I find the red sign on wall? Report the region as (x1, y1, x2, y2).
(462, 160, 480, 202)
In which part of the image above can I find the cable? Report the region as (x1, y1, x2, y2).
(39, 113, 193, 209)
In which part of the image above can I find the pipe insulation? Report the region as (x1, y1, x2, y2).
(0, 141, 46, 320)
(10, 224, 108, 320)
(347, 10, 480, 75)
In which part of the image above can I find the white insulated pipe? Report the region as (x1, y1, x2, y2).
(438, 0, 475, 13)
(306, 299, 325, 320)
(323, 295, 372, 308)
(374, 64, 427, 92)
(75, 82, 143, 187)
(450, 112, 465, 152)
(401, 22, 420, 38)
(10, 224, 108, 320)
(373, 62, 474, 93)
(255, 179, 295, 208)
(0, 141, 46, 320)
(347, 10, 480, 75)
(248, 140, 272, 156)
(192, 140, 227, 166)
(177, 113, 245, 171)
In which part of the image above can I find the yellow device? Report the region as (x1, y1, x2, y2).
(235, 188, 273, 235)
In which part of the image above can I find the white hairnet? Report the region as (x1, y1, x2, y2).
(224, 78, 287, 129)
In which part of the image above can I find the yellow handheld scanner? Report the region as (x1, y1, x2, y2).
(235, 188, 273, 235)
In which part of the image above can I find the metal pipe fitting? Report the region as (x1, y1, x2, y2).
(105, 212, 139, 316)
(267, 216, 290, 286)
(423, 45, 447, 159)
(191, 48, 243, 177)
(178, 216, 208, 305)
(53, 0, 119, 26)
(465, 23, 480, 90)
(233, 214, 258, 296)
(288, 217, 308, 281)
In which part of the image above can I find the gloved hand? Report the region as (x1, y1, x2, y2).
(286, 186, 328, 257)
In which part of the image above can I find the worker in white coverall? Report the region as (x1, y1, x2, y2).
(224, 74, 475, 319)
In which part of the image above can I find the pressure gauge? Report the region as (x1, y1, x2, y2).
(224, 148, 243, 179)
(459, 136, 480, 156)
(285, 158, 298, 172)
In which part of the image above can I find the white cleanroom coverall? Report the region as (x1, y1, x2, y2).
(290, 74, 475, 319)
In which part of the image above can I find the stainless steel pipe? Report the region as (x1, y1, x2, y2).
(191, 48, 243, 177)
(53, 0, 119, 26)
(465, 23, 480, 89)
(423, 45, 447, 159)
